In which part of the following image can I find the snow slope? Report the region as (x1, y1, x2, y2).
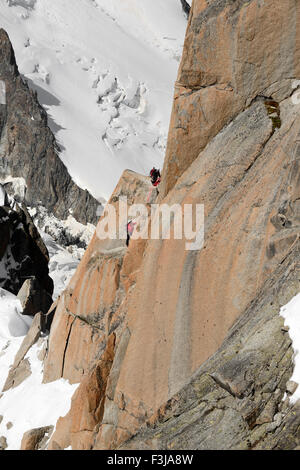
(280, 293, 300, 404)
(0, 288, 78, 450)
(0, 0, 187, 201)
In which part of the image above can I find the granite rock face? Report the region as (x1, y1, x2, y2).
(20, 0, 300, 450)
(48, 333, 116, 450)
(2, 312, 49, 393)
(0, 29, 99, 225)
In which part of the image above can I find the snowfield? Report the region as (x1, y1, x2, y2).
(0, 0, 187, 201)
(0, 288, 78, 450)
(41, 231, 81, 300)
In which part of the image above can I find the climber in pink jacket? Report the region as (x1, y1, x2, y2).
(126, 220, 136, 247)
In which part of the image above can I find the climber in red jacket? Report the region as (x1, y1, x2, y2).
(150, 167, 161, 188)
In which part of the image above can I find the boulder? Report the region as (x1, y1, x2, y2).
(0, 436, 7, 451)
(2, 358, 31, 392)
(0, 195, 53, 297)
(17, 277, 52, 317)
(180, 0, 191, 18)
(21, 426, 54, 451)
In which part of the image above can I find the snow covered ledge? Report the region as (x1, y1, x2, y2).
(0, 288, 78, 450)
(280, 293, 300, 404)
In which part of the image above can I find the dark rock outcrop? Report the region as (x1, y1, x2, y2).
(0, 29, 99, 225)
(180, 0, 191, 18)
(0, 189, 53, 297)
